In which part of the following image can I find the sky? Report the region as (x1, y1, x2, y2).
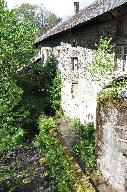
(6, 0, 95, 19)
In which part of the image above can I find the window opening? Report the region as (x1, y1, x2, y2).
(71, 57, 78, 71)
(115, 45, 127, 72)
(71, 83, 78, 99)
(72, 40, 77, 47)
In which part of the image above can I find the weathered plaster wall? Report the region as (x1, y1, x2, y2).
(96, 100, 127, 192)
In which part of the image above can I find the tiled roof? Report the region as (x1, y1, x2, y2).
(35, 0, 127, 44)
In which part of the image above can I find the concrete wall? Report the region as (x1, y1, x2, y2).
(96, 100, 127, 192)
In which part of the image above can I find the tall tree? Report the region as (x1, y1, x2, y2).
(12, 3, 40, 28)
(45, 12, 62, 30)
(1, 2, 37, 78)
(0, 0, 37, 153)
(12, 3, 62, 34)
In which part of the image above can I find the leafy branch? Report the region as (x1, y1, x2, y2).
(86, 37, 115, 84)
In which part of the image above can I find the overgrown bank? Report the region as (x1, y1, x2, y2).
(35, 116, 95, 192)
(71, 119, 96, 169)
(1, 5, 117, 190)
(0, 1, 62, 190)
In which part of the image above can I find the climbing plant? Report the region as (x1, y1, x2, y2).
(98, 78, 127, 102)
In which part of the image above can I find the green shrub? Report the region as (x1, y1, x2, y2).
(0, 78, 27, 155)
(72, 119, 96, 169)
(35, 116, 85, 192)
(17, 56, 61, 119)
(98, 78, 127, 102)
(90, 36, 114, 81)
(50, 72, 61, 111)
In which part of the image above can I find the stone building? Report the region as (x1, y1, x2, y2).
(35, 1, 127, 191)
(35, 0, 127, 124)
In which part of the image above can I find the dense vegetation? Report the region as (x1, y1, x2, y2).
(1, 1, 115, 191)
(35, 116, 95, 192)
(0, 1, 63, 190)
(72, 120, 96, 169)
(18, 57, 61, 135)
(0, 0, 37, 154)
(0, 0, 61, 152)
(13, 3, 62, 34)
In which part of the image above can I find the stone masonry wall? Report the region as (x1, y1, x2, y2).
(39, 18, 118, 124)
(37, 13, 127, 192)
(96, 100, 127, 192)
(41, 43, 102, 124)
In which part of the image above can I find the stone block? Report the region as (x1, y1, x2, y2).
(118, 139, 127, 155)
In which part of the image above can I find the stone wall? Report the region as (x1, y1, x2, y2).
(96, 100, 127, 192)
(38, 18, 116, 123)
(41, 43, 102, 123)
(37, 10, 127, 192)
(38, 15, 127, 124)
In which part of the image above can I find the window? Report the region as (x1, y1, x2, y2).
(72, 40, 77, 47)
(39, 47, 41, 55)
(115, 45, 127, 72)
(71, 83, 78, 99)
(71, 57, 78, 71)
(46, 49, 49, 57)
(72, 41, 76, 47)
(58, 50, 60, 56)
